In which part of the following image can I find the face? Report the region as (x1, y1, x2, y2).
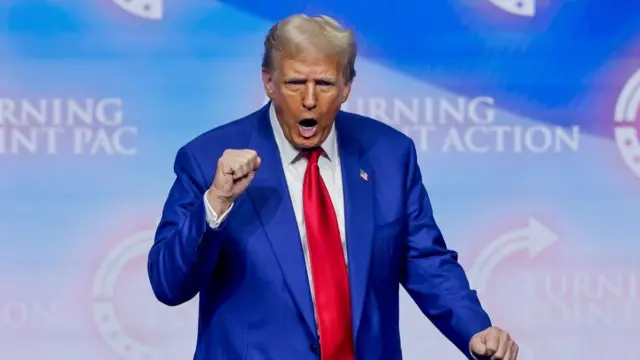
(262, 54, 351, 149)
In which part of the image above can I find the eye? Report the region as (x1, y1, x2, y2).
(316, 80, 334, 87)
(285, 80, 305, 87)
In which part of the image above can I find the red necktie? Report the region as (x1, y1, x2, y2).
(302, 148, 355, 360)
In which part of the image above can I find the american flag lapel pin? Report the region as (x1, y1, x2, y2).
(360, 169, 368, 181)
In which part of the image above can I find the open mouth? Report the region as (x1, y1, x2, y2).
(298, 118, 318, 138)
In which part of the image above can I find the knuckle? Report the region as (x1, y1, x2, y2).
(221, 150, 235, 161)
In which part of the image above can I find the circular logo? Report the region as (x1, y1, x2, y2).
(92, 229, 160, 360)
(112, 0, 163, 20)
(488, 0, 536, 17)
(614, 68, 640, 178)
(91, 227, 197, 360)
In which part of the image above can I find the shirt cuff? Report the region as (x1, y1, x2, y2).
(203, 190, 233, 229)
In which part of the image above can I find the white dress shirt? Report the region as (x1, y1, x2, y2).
(203, 103, 348, 304)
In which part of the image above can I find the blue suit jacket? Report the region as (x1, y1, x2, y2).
(148, 103, 491, 360)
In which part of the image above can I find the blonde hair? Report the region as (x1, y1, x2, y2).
(261, 14, 357, 83)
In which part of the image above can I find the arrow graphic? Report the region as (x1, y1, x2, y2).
(466, 217, 557, 360)
(468, 217, 557, 294)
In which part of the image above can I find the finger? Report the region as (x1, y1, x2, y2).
(491, 333, 510, 359)
(504, 343, 518, 360)
(243, 151, 260, 171)
(469, 332, 487, 356)
(484, 331, 499, 357)
(231, 162, 248, 180)
(471, 342, 487, 356)
(234, 152, 253, 175)
(235, 171, 256, 187)
(246, 171, 256, 183)
(499, 341, 514, 360)
(510, 343, 519, 360)
(219, 159, 235, 177)
(239, 149, 256, 161)
(254, 155, 262, 170)
(240, 159, 251, 178)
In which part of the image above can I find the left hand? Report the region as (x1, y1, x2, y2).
(469, 326, 518, 359)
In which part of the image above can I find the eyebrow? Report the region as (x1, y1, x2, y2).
(283, 76, 337, 82)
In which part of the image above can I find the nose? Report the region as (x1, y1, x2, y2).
(302, 82, 317, 111)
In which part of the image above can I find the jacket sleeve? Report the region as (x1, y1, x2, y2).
(147, 146, 225, 306)
(400, 141, 492, 359)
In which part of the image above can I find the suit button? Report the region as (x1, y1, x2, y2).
(309, 343, 319, 354)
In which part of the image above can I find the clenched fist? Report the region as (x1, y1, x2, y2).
(207, 149, 261, 215)
(470, 326, 518, 360)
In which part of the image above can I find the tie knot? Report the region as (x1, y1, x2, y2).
(302, 147, 323, 165)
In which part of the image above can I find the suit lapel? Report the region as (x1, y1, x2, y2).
(244, 107, 375, 343)
(245, 105, 317, 338)
(336, 113, 375, 343)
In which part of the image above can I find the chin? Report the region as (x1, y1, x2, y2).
(292, 137, 322, 149)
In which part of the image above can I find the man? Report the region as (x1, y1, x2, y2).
(148, 14, 519, 360)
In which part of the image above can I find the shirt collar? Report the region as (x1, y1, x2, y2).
(268, 102, 338, 164)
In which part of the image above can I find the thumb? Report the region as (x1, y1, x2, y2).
(234, 171, 256, 191)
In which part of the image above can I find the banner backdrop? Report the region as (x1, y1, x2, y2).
(1, 1, 638, 359)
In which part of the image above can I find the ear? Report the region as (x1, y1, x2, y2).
(262, 69, 276, 100)
(340, 81, 352, 104)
